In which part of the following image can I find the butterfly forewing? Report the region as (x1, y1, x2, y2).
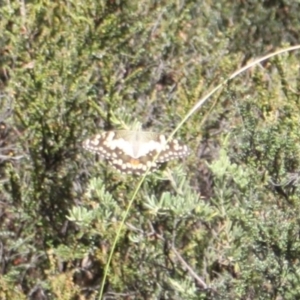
(83, 130, 189, 174)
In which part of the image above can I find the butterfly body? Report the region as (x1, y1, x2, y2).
(83, 130, 189, 175)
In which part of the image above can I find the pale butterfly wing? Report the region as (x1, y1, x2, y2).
(83, 130, 189, 175)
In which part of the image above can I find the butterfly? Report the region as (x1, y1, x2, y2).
(83, 130, 189, 175)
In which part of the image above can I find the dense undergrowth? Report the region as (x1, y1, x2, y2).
(1, 1, 300, 299)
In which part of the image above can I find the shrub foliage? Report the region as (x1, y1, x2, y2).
(1, 1, 300, 299)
